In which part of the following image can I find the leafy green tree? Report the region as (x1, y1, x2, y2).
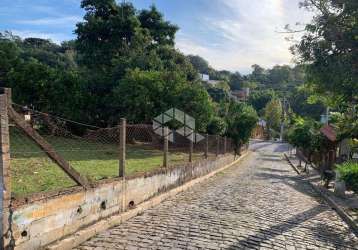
(207, 117, 227, 135)
(287, 118, 325, 155)
(293, 0, 358, 104)
(226, 102, 258, 154)
(249, 64, 267, 85)
(111, 69, 214, 130)
(264, 99, 282, 137)
(138, 5, 178, 46)
(75, 0, 141, 69)
(229, 72, 243, 90)
(248, 89, 276, 114)
(187, 55, 210, 74)
(0, 34, 20, 85)
(289, 87, 325, 120)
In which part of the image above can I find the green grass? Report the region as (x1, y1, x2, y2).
(10, 128, 205, 197)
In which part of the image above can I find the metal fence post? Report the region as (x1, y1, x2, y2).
(205, 134, 209, 159)
(0, 93, 11, 249)
(163, 126, 169, 167)
(119, 118, 126, 178)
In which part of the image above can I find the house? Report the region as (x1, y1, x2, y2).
(199, 73, 222, 87)
(231, 88, 250, 101)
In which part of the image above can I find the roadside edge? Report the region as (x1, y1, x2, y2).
(284, 153, 358, 236)
(46, 151, 251, 250)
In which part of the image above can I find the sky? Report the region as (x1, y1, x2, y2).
(0, 0, 313, 74)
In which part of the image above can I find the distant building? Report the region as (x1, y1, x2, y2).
(199, 73, 209, 82)
(199, 73, 221, 86)
(207, 80, 221, 86)
(231, 88, 250, 101)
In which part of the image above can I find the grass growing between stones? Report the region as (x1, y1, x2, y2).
(10, 128, 204, 197)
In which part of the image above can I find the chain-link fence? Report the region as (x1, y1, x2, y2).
(9, 104, 236, 197)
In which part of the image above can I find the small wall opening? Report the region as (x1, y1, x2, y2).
(128, 200, 135, 209)
(21, 230, 28, 237)
(100, 201, 107, 210)
(77, 206, 83, 214)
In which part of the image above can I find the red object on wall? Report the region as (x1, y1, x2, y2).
(320, 124, 337, 142)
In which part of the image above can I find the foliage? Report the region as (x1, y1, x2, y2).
(287, 118, 324, 153)
(264, 99, 282, 135)
(229, 72, 244, 90)
(289, 86, 325, 120)
(207, 117, 227, 135)
(111, 69, 215, 131)
(138, 5, 178, 46)
(248, 89, 276, 115)
(336, 162, 358, 193)
(332, 105, 358, 140)
(187, 55, 210, 74)
(226, 102, 258, 154)
(293, 0, 358, 105)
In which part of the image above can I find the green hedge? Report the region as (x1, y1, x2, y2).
(337, 162, 358, 193)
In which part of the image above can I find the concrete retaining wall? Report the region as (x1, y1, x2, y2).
(10, 154, 237, 249)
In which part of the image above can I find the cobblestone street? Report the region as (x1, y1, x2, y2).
(76, 142, 358, 250)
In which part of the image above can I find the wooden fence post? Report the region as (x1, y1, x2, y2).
(163, 126, 169, 167)
(216, 135, 219, 156)
(205, 134, 209, 159)
(0, 94, 11, 249)
(224, 137, 227, 155)
(119, 118, 126, 178)
(189, 133, 193, 163)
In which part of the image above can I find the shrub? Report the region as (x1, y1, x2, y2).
(337, 162, 358, 193)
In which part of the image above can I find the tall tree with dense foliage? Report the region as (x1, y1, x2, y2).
(226, 102, 258, 155)
(293, 0, 358, 105)
(138, 5, 178, 46)
(264, 99, 282, 138)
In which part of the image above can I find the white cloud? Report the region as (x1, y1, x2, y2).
(10, 30, 72, 44)
(16, 16, 82, 26)
(176, 0, 312, 74)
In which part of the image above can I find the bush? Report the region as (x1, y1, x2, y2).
(337, 162, 358, 193)
(207, 117, 227, 135)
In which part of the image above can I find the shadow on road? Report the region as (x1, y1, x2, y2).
(228, 206, 338, 249)
(232, 169, 357, 249)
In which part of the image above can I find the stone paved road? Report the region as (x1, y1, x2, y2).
(76, 141, 358, 250)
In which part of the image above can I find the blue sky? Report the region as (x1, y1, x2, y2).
(0, 0, 312, 74)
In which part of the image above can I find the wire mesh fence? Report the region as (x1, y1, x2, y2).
(9, 104, 236, 197)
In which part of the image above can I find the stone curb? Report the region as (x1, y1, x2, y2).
(284, 153, 358, 236)
(46, 152, 251, 250)
(283, 153, 301, 175)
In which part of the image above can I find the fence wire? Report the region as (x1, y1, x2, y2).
(9, 104, 236, 197)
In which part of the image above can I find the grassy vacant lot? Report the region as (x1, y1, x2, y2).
(10, 128, 204, 197)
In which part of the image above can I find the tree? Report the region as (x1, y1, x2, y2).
(111, 69, 215, 130)
(249, 64, 267, 85)
(226, 102, 258, 154)
(207, 117, 227, 135)
(293, 0, 358, 104)
(248, 89, 276, 115)
(138, 5, 178, 46)
(0, 33, 20, 85)
(75, 0, 141, 69)
(229, 72, 243, 90)
(264, 99, 282, 137)
(187, 55, 210, 74)
(289, 87, 325, 120)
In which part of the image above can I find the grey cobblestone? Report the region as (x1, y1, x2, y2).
(76, 142, 358, 249)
